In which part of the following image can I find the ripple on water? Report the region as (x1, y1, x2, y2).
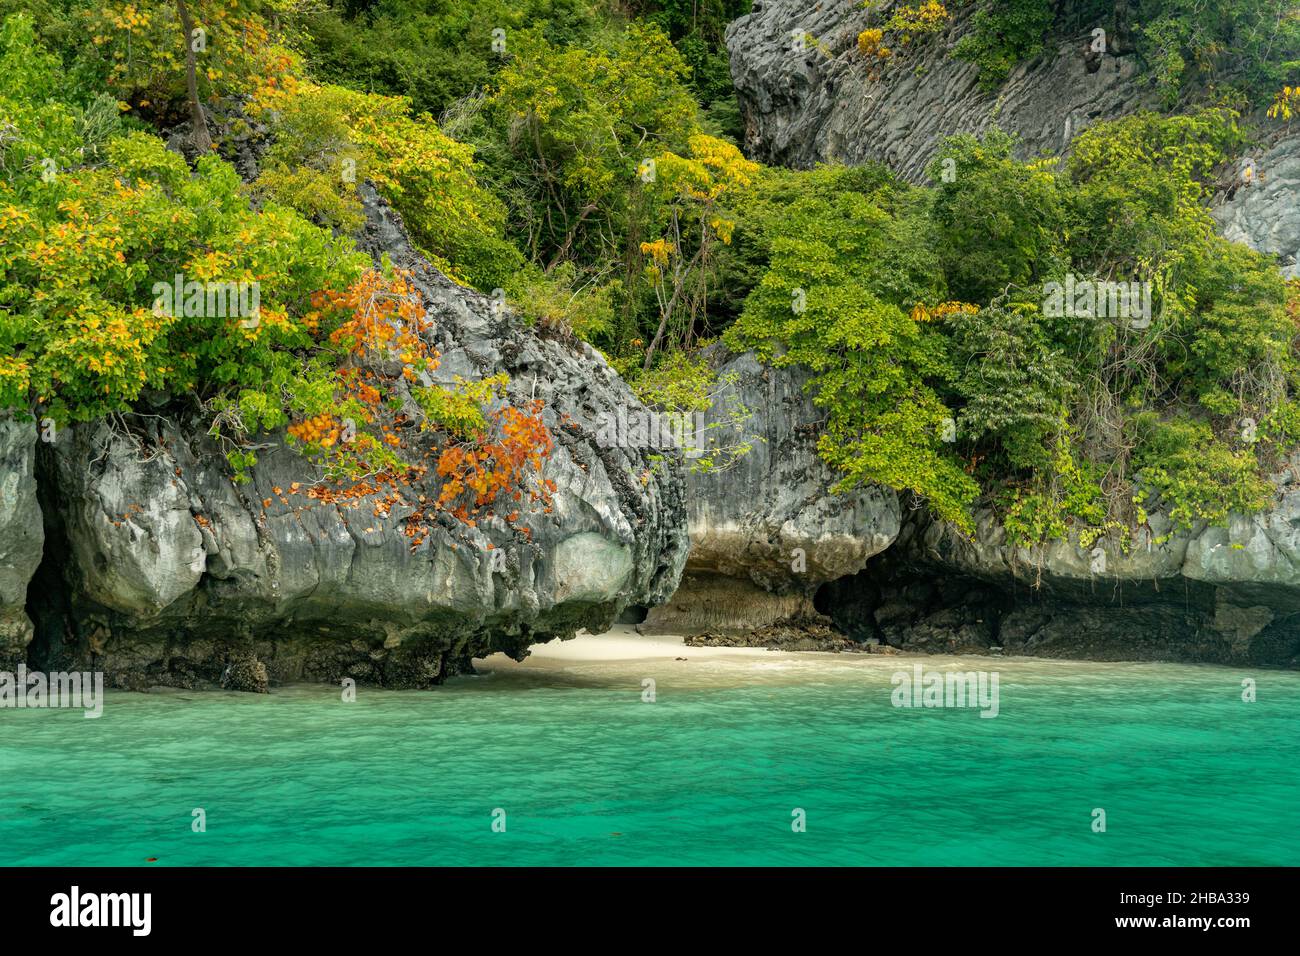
(0, 654, 1296, 866)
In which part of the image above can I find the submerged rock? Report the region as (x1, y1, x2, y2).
(21, 184, 689, 690)
(686, 618, 897, 653)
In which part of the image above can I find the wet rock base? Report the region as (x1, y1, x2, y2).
(684, 618, 898, 653)
(814, 554, 1300, 668)
(667, 551, 1300, 667)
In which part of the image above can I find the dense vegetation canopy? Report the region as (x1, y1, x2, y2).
(1, 0, 1298, 551)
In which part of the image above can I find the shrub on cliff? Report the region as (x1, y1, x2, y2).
(951, 0, 1300, 107)
(724, 181, 978, 530)
(951, 0, 1054, 89)
(251, 81, 523, 292)
(0, 16, 556, 519)
(1, 123, 364, 424)
(927, 128, 1067, 303)
(292, 0, 609, 118)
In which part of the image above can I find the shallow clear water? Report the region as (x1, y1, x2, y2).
(1, 647, 1297, 866)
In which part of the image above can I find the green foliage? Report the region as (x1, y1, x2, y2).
(412, 374, 509, 442)
(0, 14, 117, 194)
(884, 2, 951, 43)
(1261, 395, 1300, 450)
(946, 0, 1300, 106)
(928, 128, 1066, 303)
(628, 1, 752, 138)
(630, 349, 717, 413)
(725, 186, 977, 529)
(1001, 430, 1114, 549)
(0, 24, 367, 430)
(2, 0, 1297, 552)
(508, 261, 617, 344)
(1064, 109, 1292, 420)
(86, 0, 299, 114)
(628, 348, 758, 474)
(485, 22, 699, 268)
(254, 82, 522, 291)
(293, 0, 609, 118)
(1176, 240, 1292, 417)
(1134, 0, 1300, 106)
(715, 162, 908, 324)
(635, 133, 760, 366)
(254, 84, 366, 234)
(951, 0, 1054, 89)
(1130, 415, 1272, 530)
(1065, 108, 1240, 277)
(944, 303, 1076, 473)
(719, 106, 1294, 542)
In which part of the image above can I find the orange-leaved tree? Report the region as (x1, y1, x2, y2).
(286, 268, 555, 548)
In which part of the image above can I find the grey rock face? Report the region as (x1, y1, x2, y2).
(730, 2, 1300, 277)
(31, 184, 689, 689)
(642, 348, 900, 634)
(907, 455, 1300, 610)
(825, 458, 1300, 665)
(0, 417, 43, 666)
(1212, 133, 1300, 278)
(727, 0, 1151, 182)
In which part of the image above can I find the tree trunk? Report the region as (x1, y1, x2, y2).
(176, 0, 213, 154)
(1112, 0, 1132, 56)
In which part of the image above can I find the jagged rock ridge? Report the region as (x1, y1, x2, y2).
(727, 0, 1152, 182)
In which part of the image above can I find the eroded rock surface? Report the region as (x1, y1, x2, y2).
(26, 184, 689, 689)
(642, 348, 900, 634)
(0, 417, 42, 668)
(1213, 132, 1300, 278)
(711, 0, 1300, 663)
(727, 0, 1151, 182)
(816, 467, 1300, 666)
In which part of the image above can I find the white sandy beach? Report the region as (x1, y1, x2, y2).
(471, 623, 950, 690)
(469, 624, 1177, 692)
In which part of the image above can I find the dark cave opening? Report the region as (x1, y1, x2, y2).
(617, 604, 649, 626)
(806, 550, 1300, 665)
(25, 440, 77, 672)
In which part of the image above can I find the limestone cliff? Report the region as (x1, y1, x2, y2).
(670, 0, 1300, 666)
(642, 347, 900, 634)
(0, 417, 42, 669)
(727, 0, 1152, 181)
(7, 184, 690, 690)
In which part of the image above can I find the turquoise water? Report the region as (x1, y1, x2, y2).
(1, 647, 1297, 866)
